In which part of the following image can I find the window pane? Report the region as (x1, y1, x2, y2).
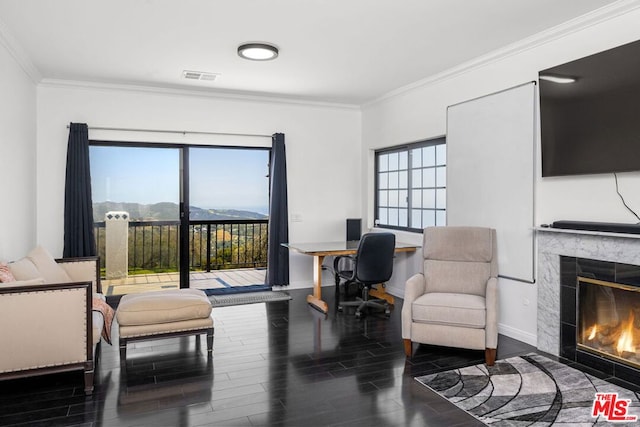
(378, 190, 388, 207)
(399, 190, 408, 208)
(422, 168, 436, 188)
(399, 171, 408, 188)
(379, 154, 389, 172)
(388, 152, 399, 171)
(412, 170, 421, 189)
(436, 210, 446, 226)
(379, 172, 388, 189)
(190, 147, 269, 218)
(411, 148, 422, 168)
(436, 144, 446, 165)
(411, 209, 422, 228)
(388, 190, 399, 207)
(399, 151, 408, 170)
(379, 208, 388, 225)
(436, 166, 446, 187)
(389, 171, 399, 189)
(412, 189, 422, 208)
(398, 209, 408, 227)
(436, 189, 446, 209)
(423, 146, 436, 167)
(423, 189, 435, 208)
(423, 210, 435, 227)
(388, 208, 399, 226)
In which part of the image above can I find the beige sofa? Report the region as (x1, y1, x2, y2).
(0, 248, 103, 395)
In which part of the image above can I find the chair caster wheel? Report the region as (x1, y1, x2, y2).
(338, 306, 344, 312)
(384, 309, 391, 317)
(355, 311, 363, 319)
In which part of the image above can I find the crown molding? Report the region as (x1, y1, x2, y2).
(365, 0, 640, 107)
(38, 78, 361, 111)
(0, 17, 42, 83)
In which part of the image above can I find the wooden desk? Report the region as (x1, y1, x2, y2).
(283, 241, 419, 313)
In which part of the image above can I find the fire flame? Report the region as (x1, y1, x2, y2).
(584, 310, 638, 356)
(616, 311, 635, 354)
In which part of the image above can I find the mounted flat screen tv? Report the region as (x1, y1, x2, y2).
(539, 39, 640, 177)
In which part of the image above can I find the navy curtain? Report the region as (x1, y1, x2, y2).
(63, 123, 96, 257)
(267, 133, 289, 286)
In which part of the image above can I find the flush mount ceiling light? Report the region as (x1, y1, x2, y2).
(237, 43, 279, 61)
(539, 74, 577, 84)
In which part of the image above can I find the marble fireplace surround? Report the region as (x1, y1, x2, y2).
(537, 227, 640, 355)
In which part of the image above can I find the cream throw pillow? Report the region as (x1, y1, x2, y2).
(8, 257, 41, 281)
(8, 246, 72, 284)
(26, 245, 72, 283)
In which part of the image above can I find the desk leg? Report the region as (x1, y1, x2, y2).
(306, 255, 328, 313)
(369, 284, 395, 305)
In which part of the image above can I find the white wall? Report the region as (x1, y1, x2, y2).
(361, 8, 640, 345)
(36, 84, 361, 287)
(0, 39, 37, 261)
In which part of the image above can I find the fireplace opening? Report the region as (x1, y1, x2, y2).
(578, 276, 640, 369)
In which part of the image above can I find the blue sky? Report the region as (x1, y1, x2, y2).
(90, 146, 270, 214)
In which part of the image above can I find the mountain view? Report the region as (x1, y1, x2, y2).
(93, 201, 268, 222)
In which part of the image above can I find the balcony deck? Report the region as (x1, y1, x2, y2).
(102, 268, 267, 296)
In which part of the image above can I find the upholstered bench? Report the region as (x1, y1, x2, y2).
(116, 289, 214, 365)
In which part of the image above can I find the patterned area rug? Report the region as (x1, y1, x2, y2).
(416, 353, 640, 426)
(208, 291, 292, 307)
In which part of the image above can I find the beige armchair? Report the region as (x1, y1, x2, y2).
(402, 226, 498, 365)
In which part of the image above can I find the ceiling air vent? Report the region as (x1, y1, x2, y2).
(182, 70, 220, 82)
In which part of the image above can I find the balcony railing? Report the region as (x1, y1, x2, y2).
(94, 219, 268, 274)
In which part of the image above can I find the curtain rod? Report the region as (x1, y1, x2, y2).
(66, 124, 272, 139)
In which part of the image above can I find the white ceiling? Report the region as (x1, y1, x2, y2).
(0, 0, 623, 105)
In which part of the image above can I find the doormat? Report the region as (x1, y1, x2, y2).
(415, 353, 640, 426)
(209, 291, 292, 307)
(203, 284, 272, 295)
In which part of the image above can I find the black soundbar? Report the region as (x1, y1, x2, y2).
(551, 220, 640, 234)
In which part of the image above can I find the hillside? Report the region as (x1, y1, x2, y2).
(93, 202, 267, 222)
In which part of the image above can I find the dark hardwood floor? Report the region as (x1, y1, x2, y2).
(0, 288, 538, 427)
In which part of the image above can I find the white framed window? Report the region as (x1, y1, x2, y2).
(375, 137, 446, 232)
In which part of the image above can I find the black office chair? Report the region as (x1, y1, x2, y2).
(333, 232, 396, 318)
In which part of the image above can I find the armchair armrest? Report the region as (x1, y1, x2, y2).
(485, 277, 499, 348)
(402, 273, 426, 339)
(333, 255, 356, 281)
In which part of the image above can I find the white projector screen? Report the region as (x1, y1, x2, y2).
(446, 82, 536, 283)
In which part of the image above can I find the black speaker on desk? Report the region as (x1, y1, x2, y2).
(346, 218, 361, 241)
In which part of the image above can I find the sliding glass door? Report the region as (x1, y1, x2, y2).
(90, 143, 270, 296)
(187, 147, 270, 292)
(90, 145, 182, 296)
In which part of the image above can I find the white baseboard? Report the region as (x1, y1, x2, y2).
(499, 323, 537, 347)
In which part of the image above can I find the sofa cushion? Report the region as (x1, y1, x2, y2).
(116, 289, 212, 326)
(0, 278, 46, 288)
(412, 292, 486, 329)
(27, 246, 72, 283)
